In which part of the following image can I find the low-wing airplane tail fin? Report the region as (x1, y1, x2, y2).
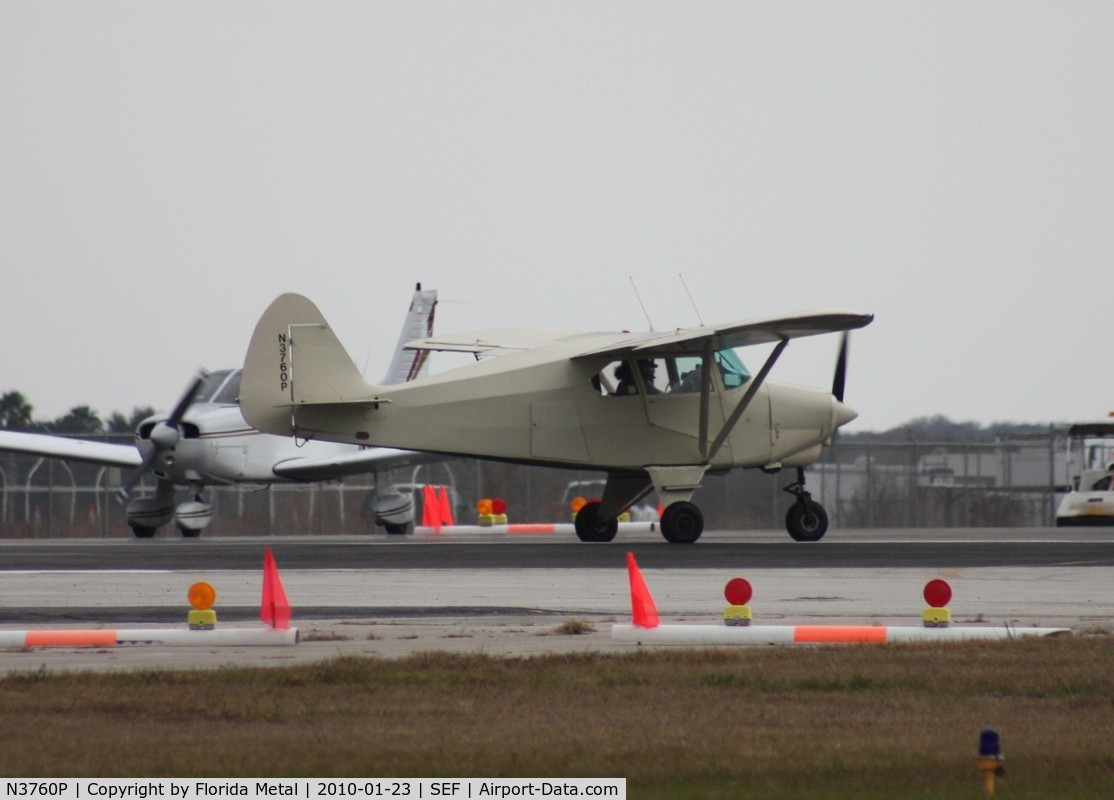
(241, 293, 374, 435)
(378, 283, 438, 386)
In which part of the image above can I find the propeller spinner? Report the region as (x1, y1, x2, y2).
(117, 369, 209, 500)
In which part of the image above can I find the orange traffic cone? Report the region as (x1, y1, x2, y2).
(260, 547, 292, 630)
(438, 486, 454, 527)
(422, 485, 440, 532)
(626, 552, 660, 628)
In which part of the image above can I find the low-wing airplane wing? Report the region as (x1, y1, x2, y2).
(0, 430, 142, 468)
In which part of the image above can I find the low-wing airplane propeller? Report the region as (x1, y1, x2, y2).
(239, 293, 873, 544)
(117, 368, 209, 500)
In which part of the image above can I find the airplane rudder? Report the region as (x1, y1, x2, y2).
(241, 294, 372, 431)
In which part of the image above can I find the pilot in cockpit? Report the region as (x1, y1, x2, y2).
(614, 360, 660, 395)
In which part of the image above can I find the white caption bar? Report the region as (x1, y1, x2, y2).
(2, 780, 625, 800)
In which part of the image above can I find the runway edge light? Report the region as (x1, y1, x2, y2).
(187, 581, 217, 630)
(723, 578, 753, 626)
(922, 579, 953, 628)
(977, 728, 1004, 795)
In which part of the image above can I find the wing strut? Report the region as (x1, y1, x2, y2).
(703, 338, 789, 463)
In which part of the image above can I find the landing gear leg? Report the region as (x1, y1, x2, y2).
(783, 467, 829, 542)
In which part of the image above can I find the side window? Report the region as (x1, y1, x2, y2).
(595, 359, 667, 396)
(670, 355, 704, 393)
(594, 361, 634, 396)
(595, 356, 711, 396)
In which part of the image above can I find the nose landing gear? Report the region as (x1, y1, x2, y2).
(784, 467, 829, 542)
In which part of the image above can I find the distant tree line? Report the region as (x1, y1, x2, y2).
(0, 390, 155, 435)
(838, 414, 1059, 444)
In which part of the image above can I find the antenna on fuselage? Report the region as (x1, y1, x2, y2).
(679, 273, 705, 326)
(628, 276, 655, 331)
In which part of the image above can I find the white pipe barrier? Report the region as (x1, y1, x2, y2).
(611, 623, 1069, 646)
(0, 626, 299, 648)
(416, 521, 656, 536)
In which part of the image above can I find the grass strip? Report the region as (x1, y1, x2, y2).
(0, 637, 1111, 798)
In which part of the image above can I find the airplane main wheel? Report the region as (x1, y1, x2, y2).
(130, 525, 157, 539)
(575, 501, 618, 542)
(177, 526, 202, 538)
(786, 499, 828, 542)
(385, 520, 413, 535)
(660, 501, 704, 544)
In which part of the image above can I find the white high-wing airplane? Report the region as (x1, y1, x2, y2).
(239, 293, 873, 544)
(0, 284, 439, 538)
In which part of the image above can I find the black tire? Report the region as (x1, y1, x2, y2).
(660, 501, 704, 544)
(574, 501, 618, 542)
(786, 499, 828, 542)
(385, 520, 413, 535)
(130, 525, 157, 539)
(177, 526, 202, 538)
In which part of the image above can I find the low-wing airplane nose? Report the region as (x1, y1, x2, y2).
(833, 399, 858, 428)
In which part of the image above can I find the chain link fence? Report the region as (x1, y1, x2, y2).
(0, 432, 1071, 537)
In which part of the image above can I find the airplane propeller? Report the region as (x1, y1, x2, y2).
(828, 332, 853, 446)
(117, 369, 209, 500)
(831, 332, 849, 403)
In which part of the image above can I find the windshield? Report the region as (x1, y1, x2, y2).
(714, 349, 751, 389)
(196, 370, 242, 405)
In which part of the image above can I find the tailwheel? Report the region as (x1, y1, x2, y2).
(574, 501, 618, 542)
(660, 501, 704, 544)
(786, 498, 828, 542)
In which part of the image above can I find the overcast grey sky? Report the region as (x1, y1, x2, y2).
(2, 3, 1112, 431)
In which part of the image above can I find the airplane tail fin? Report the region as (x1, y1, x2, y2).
(241, 293, 375, 436)
(378, 283, 438, 386)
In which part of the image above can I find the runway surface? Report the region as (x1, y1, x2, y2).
(0, 526, 1111, 673)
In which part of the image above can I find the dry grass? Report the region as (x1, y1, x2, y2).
(0, 637, 1112, 799)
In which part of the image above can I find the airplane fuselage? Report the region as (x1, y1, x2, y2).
(138, 403, 369, 486)
(265, 336, 847, 473)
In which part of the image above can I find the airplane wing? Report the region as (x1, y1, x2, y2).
(406, 328, 582, 355)
(572, 311, 875, 358)
(0, 430, 143, 468)
(271, 446, 441, 481)
(407, 312, 872, 360)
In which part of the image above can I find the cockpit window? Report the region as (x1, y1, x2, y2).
(196, 369, 241, 405)
(715, 349, 751, 389)
(211, 370, 242, 404)
(594, 353, 745, 396)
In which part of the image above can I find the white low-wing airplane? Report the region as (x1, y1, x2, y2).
(0, 284, 439, 538)
(239, 293, 873, 543)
